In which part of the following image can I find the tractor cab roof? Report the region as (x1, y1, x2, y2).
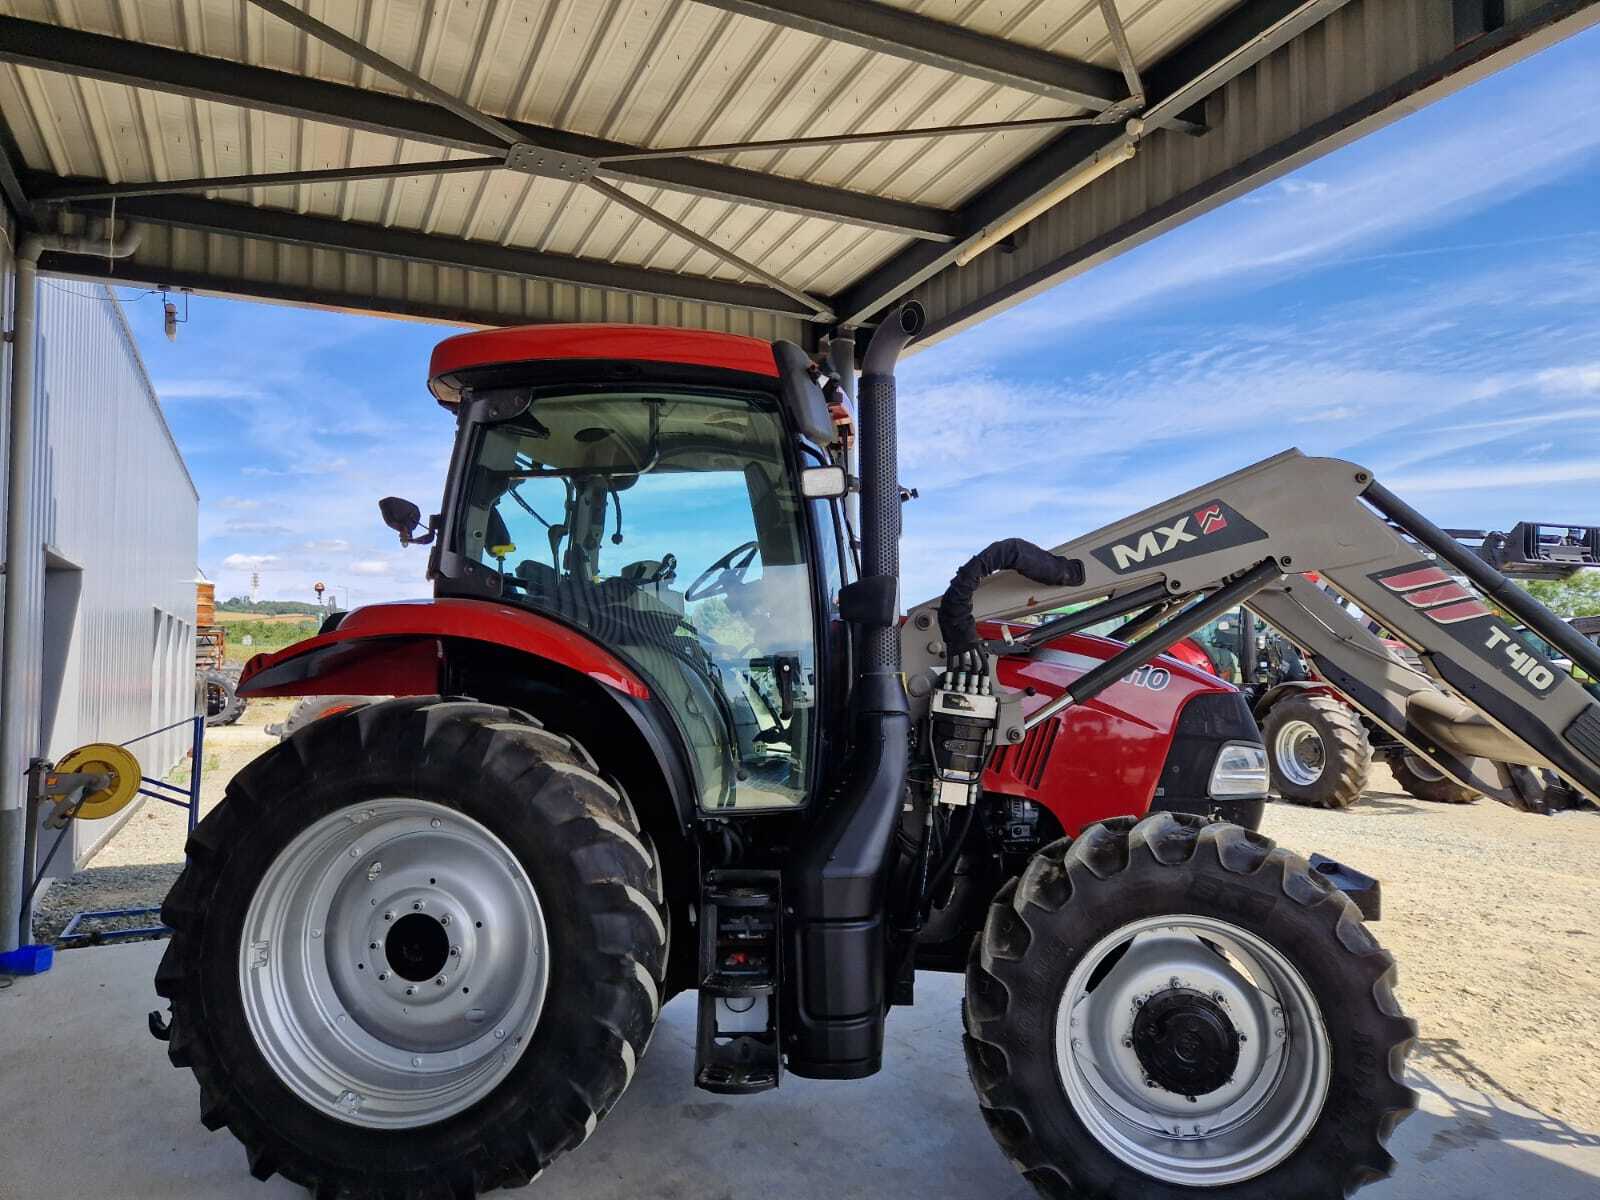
(429, 324, 781, 406)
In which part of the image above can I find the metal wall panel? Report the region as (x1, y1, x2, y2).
(24, 278, 199, 871)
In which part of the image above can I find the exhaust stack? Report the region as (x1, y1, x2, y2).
(786, 302, 923, 1080)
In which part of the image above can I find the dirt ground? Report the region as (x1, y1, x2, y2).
(1264, 769, 1600, 1130)
(29, 703, 1600, 1130)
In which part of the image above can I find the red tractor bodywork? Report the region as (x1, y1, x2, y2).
(984, 623, 1240, 835)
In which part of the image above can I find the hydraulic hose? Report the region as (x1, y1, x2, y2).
(937, 538, 1085, 664)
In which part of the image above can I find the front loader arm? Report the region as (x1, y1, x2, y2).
(1245, 582, 1530, 806)
(905, 450, 1600, 806)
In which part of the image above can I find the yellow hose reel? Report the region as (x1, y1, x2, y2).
(52, 743, 143, 821)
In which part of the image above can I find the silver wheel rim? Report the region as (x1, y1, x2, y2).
(1402, 753, 1446, 783)
(1273, 720, 1325, 788)
(239, 798, 549, 1129)
(1055, 914, 1331, 1187)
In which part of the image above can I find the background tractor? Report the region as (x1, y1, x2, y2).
(159, 307, 1600, 1200)
(1170, 522, 1599, 811)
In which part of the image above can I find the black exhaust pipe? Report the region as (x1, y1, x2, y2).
(786, 302, 923, 1080)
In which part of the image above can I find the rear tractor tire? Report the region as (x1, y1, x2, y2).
(1262, 693, 1371, 809)
(203, 668, 246, 727)
(267, 694, 376, 740)
(1390, 753, 1479, 805)
(964, 812, 1416, 1199)
(156, 696, 667, 1199)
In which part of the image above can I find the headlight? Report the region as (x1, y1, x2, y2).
(1209, 741, 1269, 798)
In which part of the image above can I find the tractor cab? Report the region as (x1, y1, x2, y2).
(415, 330, 848, 815)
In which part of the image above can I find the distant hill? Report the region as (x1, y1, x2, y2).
(219, 598, 326, 616)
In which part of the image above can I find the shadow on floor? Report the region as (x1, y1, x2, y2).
(1411, 1037, 1600, 1154)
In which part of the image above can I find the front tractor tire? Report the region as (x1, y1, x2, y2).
(156, 697, 667, 1199)
(1263, 693, 1371, 809)
(1390, 753, 1480, 805)
(964, 813, 1415, 1200)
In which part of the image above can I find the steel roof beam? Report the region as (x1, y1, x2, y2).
(41, 185, 817, 317)
(34, 158, 507, 203)
(829, 0, 1356, 325)
(0, 15, 955, 242)
(0, 118, 28, 221)
(692, 0, 1128, 109)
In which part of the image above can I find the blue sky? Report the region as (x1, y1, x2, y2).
(124, 24, 1600, 608)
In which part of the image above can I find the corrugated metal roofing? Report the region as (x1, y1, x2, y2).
(0, 0, 1595, 344)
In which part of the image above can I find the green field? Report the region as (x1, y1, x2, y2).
(215, 611, 321, 663)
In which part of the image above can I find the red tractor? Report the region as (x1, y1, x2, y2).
(153, 310, 1415, 1200)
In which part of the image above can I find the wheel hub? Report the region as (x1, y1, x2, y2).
(1274, 719, 1326, 787)
(1132, 988, 1241, 1097)
(386, 912, 450, 982)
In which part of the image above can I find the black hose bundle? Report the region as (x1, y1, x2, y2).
(938, 538, 1084, 661)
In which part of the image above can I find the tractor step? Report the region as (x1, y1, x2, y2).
(694, 870, 783, 1095)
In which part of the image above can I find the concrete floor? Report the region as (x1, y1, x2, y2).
(3, 942, 1598, 1200)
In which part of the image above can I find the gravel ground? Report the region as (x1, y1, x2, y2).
(28, 708, 1600, 1128)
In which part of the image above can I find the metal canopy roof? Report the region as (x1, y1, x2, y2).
(0, 0, 1596, 349)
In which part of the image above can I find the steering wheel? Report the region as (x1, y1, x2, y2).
(685, 540, 760, 602)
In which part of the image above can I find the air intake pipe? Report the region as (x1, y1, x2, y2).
(786, 302, 923, 1080)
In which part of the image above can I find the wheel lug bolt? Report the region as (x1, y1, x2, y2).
(405, 986, 416, 996)
(449, 947, 459, 958)
(435, 977, 446, 986)
(1122, 1038, 1133, 1048)
(384, 911, 394, 922)
(440, 915, 451, 926)
(378, 972, 388, 981)
(412, 901, 424, 911)
(369, 941, 378, 950)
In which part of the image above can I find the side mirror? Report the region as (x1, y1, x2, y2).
(799, 465, 849, 499)
(379, 496, 430, 546)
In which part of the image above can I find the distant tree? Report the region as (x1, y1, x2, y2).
(1519, 575, 1600, 618)
(217, 598, 326, 616)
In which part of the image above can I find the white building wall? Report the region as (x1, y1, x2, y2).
(1, 273, 199, 877)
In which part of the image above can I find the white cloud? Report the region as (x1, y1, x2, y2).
(350, 559, 391, 576)
(1389, 459, 1600, 494)
(241, 457, 350, 478)
(305, 539, 351, 553)
(154, 378, 266, 401)
(1536, 364, 1600, 395)
(217, 496, 262, 510)
(223, 553, 280, 569)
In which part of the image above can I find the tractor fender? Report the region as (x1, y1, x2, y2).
(236, 599, 650, 700)
(1252, 679, 1344, 723)
(236, 599, 699, 839)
